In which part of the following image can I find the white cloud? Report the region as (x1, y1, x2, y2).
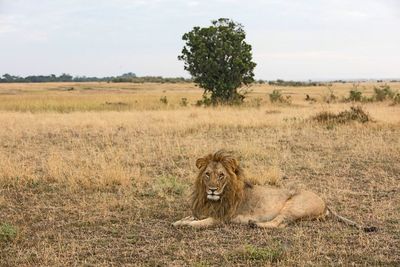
(187, 1, 200, 7)
(0, 15, 19, 34)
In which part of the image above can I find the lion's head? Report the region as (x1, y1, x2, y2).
(191, 150, 250, 221)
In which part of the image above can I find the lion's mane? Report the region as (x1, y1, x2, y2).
(191, 150, 250, 222)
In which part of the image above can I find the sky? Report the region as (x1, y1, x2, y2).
(0, 0, 399, 80)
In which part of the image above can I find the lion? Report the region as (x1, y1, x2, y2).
(173, 150, 376, 231)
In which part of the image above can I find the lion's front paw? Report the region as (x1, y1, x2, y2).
(172, 216, 195, 227)
(172, 221, 182, 227)
(248, 220, 258, 228)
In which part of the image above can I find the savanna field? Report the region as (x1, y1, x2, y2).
(0, 82, 399, 266)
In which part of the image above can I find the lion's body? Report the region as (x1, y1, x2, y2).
(173, 150, 328, 228)
(232, 185, 326, 228)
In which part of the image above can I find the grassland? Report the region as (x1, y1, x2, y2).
(0, 82, 399, 266)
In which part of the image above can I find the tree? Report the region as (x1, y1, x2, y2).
(178, 18, 256, 104)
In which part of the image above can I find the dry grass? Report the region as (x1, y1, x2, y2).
(0, 82, 399, 266)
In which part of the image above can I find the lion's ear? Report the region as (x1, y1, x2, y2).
(225, 157, 239, 172)
(195, 157, 208, 169)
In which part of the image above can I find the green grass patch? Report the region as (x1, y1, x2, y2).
(0, 223, 17, 242)
(229, 244, 285, 264)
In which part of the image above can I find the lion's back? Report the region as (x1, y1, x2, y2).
(237, 185, 293, 215)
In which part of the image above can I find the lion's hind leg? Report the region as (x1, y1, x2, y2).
(249, 214, 288, 228)
(249, 191, 326, 229)
(279, 190, 326, 221)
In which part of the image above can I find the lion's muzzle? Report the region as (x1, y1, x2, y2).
(207, 194, 220, 201)
(207, 188, 221, 201)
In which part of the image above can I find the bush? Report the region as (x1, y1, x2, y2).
(348, 89, 363, 102)
(180, 98, 188, 107)
(195, 95, 215, 107)
(324, 86, 337, 103)
(392, 93, 400, 105)
(269, 90, 281, 103)
(305, 94, 316, 102)
(159, 96, 168, 105)
(312, 106, 372, 124)
(269, 90, 291, 104)
(344, 83, 367, 102)
(373, 84, 395, 101)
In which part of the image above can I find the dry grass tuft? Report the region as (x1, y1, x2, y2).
(312, 106, 372, 124)
(229, 244, 285, 264)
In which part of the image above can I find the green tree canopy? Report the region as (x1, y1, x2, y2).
(178, 18, 256, 104)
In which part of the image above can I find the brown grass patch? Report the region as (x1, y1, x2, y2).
(0, 82, 399, 266)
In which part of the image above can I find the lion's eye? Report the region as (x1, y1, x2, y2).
(205, 172, 210, 179)
(218, 173, 225, 180)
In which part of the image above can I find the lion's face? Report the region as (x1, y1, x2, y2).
(201, 162, 230, 201)
(192, 150, 245, 220)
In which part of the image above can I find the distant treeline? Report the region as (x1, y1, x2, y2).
(0, 72, 192, 83)
(266, 79, 330, 87)
(260, 79, 399, 86)
(1, 73, 398, 84)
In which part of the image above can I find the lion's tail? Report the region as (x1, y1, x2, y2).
(326, 207, 377, 233)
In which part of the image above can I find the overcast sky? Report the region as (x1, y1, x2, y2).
(0, 0, 399, 80)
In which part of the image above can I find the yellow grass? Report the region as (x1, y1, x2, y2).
(0, 81, 399, 112)
(0, 82, 399, 266)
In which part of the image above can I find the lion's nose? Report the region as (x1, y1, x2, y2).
(209, 188, 218, 193)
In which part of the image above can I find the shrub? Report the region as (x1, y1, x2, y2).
(312, 106, 372, 124)
(373, 84, 395, 101)
(159, 96, 168, 105)
(305, 94, 316, 102)
(324, 86, 337, 103)
(195, 95, 214, 107)
(348, 89, 363, 102)
(269, 90, 282, 103)
(344, 83, 366, 102)
(392, 93, 400, 105)
(180, 98, 188, 107)
(269, 90, 291, 104)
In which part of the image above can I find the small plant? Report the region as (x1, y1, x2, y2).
(269, 90, 282, 103)
(269, 90, 291, 104)
(348, 89, 363, 102)
(180, 97, 188, 107)
(159, 96, 168, 105)
(324, 86, 337, 103)
(305, 94, 316, 102)
(392, 93, 400, 105)
(195, 95, 213, 106)
(344, 83, 365, 102)
(312, 106, 372, 124)
(0, 223, 17, 242)
(373, 84, 395, 101)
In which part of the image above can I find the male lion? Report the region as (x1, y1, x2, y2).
(173, 150, 374, 230)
